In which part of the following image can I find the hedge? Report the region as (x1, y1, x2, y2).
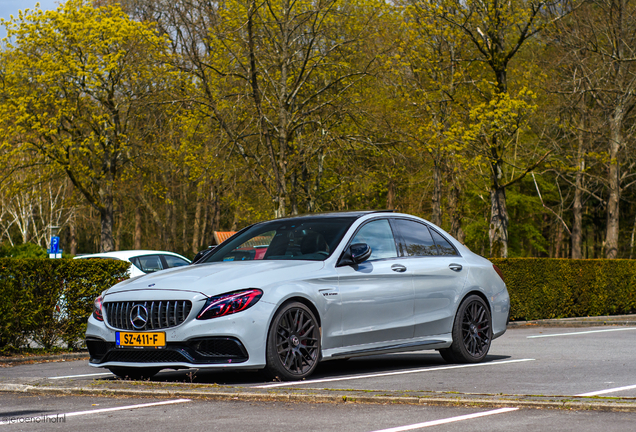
(0, 258, 130, 352)
(1, 257, 635, 353)
(492, 258, 636, 321)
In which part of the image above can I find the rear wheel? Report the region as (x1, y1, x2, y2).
(439, 295, 492, 364)
(108, 367, 161, 380)
(265, 302, 321, 381)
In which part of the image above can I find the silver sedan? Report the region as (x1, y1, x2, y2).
(85, 211, 510, 381)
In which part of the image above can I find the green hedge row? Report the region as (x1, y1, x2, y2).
(492, 258, 636, 321)
(1, 257, 634, 353)
(0, 258, 130, 352)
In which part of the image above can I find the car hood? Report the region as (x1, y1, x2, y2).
(104, 260, 325, 297)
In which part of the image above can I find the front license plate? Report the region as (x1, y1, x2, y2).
(116, 332, 165, 348)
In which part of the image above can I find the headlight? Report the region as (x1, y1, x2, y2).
(93, 295, 104, 321)
(197, 289, 263, 320)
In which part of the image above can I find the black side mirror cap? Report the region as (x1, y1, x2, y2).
(192, 246, 217, 264)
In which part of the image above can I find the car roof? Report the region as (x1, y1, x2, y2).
(73, 250, 190, 262)
(268, 210, 394, 222)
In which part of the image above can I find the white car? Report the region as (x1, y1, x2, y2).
(74, 250, 191, 278)
(86, 212, 510, 381)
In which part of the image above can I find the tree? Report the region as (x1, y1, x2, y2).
(553, 0, 636, 258)
(0, 0, 170, 251)
(410, 0, 564, 257)
(138, 0, 390, 218)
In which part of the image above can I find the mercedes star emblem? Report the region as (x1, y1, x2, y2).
(130, 304, 148, 330)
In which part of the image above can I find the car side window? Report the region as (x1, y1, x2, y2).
(350, 219, 398, 261)
(131, 255, 163, 273)
(392, 219, 439, 256)
(162, 255, 190, 268)
(429, 228, 459, 256)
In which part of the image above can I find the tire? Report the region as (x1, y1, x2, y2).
(108, 367, 161, 380)
(265, 302, 321, 381)
(439, 295, 492, 364)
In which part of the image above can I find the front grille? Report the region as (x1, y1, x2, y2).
(104, 300, 192, 330)
(90, 337, 249, 365)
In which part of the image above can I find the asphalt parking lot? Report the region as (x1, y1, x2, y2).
(2, 323, 636, 431)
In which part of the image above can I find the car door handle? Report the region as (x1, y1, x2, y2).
(449, 263, 463, 272)
(391, 264, 407, 273)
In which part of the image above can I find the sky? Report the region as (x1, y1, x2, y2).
(0, 0, 61, 37)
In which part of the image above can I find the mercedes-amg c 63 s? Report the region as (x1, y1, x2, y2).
(86, 211, 510, 380)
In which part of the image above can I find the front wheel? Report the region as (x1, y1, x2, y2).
(265, 302, 321, 381)
(108, 367, 161, 380)
(439, 295, 492, 364)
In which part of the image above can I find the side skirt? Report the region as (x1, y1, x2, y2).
(323, 337, 452, 360)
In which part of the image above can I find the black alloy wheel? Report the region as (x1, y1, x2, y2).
(265, 302, 321, 381)
(439, 295, 492, 364)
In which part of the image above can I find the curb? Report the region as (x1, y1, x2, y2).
(508, 315, 636, 328)
(0, 353, 89, 364)
(2, 383, 636, 412)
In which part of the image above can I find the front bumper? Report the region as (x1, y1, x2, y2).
(87, 336, 249, 366)
(85, 292, 274, 370)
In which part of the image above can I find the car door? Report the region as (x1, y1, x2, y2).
(391, 219, 468, 338)
(336, 218, 414, 348)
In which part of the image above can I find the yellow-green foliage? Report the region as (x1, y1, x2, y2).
(0, 258, 129, 353)
(492, 258, 636, 321)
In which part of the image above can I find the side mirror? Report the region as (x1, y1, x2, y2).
(192, 246, 217, 264)
(338, 243, 372, 266)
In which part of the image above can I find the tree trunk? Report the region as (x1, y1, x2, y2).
(489, 157, 509, 258)
(165, 190, 173, 250)
(630, 211, 636, 259)
(134, 206, 142, 250)
(69, 214, 77, 256)
(114, 203, 122, 250)
(387, 178, 395, 210)
(171, 195, 177, 251)
(182, 183, 188, 251)
(99, 194, 114, 252)
(200, 191, 209, 248)
(448, 179, 464, 244)
(605, 106, 623, 259)
(192, 185, 203, 254)
(291, 170, 299, 216)
(431, 162, 442, 226)
(571, 119, 585, 259)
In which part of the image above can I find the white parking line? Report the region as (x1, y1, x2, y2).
(0, 399, 191, 425)
(369, 407, 519, 432)
(527, 327, 636, 339)
(253, 358, 535, 389)
(576, 384, 636, 397)
(48, 372, 114, 380)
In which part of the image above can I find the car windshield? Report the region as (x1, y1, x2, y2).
(204, 217, 357, 262)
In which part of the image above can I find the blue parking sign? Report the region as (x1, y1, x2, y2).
(50, 236, 60, 254)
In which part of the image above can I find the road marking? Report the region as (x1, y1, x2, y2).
(576, 384, 636, 397)
(369, 407, 519, 432)
(253, 358, 535, 388)
(48, 372, 114, 380)
(527, 327, 636, 339)
(0, 399, 191, 425)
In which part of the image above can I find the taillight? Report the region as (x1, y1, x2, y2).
(93, 295, 104, 321)
(197, 289, 263, 320)
(493, 264, 505, 283)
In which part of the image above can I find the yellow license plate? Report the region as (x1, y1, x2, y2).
(116, 332, 165, 348)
